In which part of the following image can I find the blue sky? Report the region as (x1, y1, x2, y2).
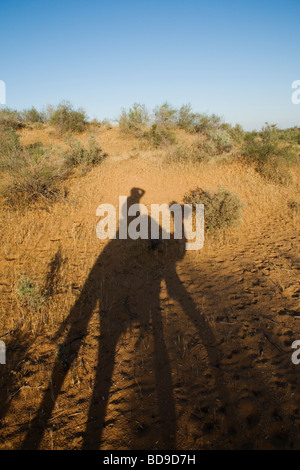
(0, 0, 299, 130)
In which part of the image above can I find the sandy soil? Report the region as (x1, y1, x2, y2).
(0, 128, 299, 449)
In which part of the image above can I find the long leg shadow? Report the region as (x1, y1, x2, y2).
(83, 276, 176, 450)
(164, 268, 238, 433)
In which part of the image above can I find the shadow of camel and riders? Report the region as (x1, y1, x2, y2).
(21, 187, 239, 450)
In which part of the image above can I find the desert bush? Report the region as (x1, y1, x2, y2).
(0, 134, 67, 207)
(183, 186, 243, 231)
(243, 124, 298, 184)
(278, 127, 300, 145)
(176, 104, 196, 132)
(0, 108, 23, 129)
(119, 103, 149, 135)
(21, 107, 45, 124)
(197, 140, 219, 158)
(192, 113, 223, 134)
(168, 144, 197, 163)
(208, 129, 233, 153)
(25, 141, 49, 160)
(50, 101, 87, 134)
(16, 275, 46, 312)
(168, 140, 218, 163)
(0, 128, 21, 170)
(0, 128, 106, 207)
(63, 136, 107, 168)
(143, 123, 176, 148)
(230, 123, 245, 143)
(176, 104, 223, 134)
(221, 123, 245, 143)
(2, 159, 66, 207)
(154, 102, 177, 129)
(169, 132, 234, 163)
(0, 131, 49, 173)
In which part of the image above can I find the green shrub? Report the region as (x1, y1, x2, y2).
(167, 144, 195, 163)
(169, 131, 234, 163)
(168, 141, 218, 163)
(50, 101, 87, 134)
(220, 123, 245, 143)
(16, 274, 46, 311)
(197, 140, 219, 158)
(176, 104, 223, 134)
(63, 136, 107, 168)
(0, 133, 67, 207)
(183, 186, 243, 231)
(192, 113, 223, 133)
(0, 128, 106, 207)
(176, 104, 197, 132)
(0, 130, 49, 172)
(0, 128, 21, 170)
(119, 103, 149, 134)
(0, 108, 23, 130)
(25, 141, 49, 161)
(2, 158, 66, 207)
(154, 102, 177, 129)
(230, 123, 245, 143)
(208, 129, 233, 153)
(277, 127, 300, 144)
(143, 123, 176, 148)
(243, 124, 298, 183)
(21, 107, 45, 124)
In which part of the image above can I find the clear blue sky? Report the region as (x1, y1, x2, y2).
(1, 0, 299, 130)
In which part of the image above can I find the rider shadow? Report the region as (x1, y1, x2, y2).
(21, 187, 237, 450)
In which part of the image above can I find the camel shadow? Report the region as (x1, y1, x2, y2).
(21, 187, 237, 449)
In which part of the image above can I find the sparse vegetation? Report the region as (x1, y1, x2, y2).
(0, 102, 299, 212)
(2, 157, 67, 208)
(243, 124, 298, 184)
(0, 128, 66, 207)
(176, 104, 224, 134)
(183, 186, 243, 231)
(119, 103, 149, 135)
(143, 123, 176, 148)
(154, 102, 177, 129)
(0, 127, 21, 170)
(63, 136, 107, 168)
(0, 108, 23, 130)
(50, 101, 88, 134)
(21, 107, 45, 124)
(1, 100, 300, 452)
(208, 129, 233, 153)
(168, 142, 211, 163)
(16, 274, 46, 312)
(168, 133, 232, 163)
(0, 123, 108, 207)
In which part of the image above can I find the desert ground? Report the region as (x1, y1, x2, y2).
(0, 123, 299, 450)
